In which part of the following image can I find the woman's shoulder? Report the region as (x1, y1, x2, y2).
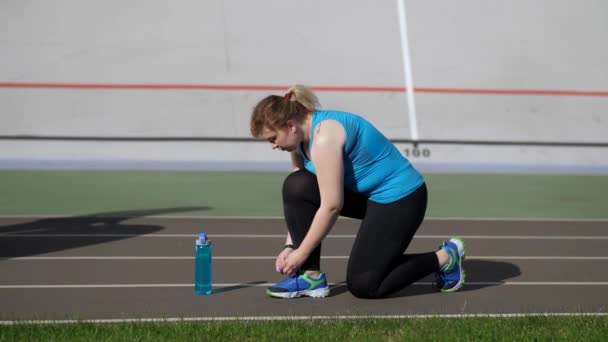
(315, 109, 357, 115)
(312, 119, 346, 146)
(314, 109, 362, 122)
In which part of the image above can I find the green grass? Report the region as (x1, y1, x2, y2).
(1, 170, 607, 218)
(2, 317, 608, 341)
(0, 170, 285, 217)
(425, 174, 608, 219)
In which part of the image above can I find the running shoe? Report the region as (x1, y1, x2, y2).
(266, 272, 330, 299)
(434, 237, 466, 292)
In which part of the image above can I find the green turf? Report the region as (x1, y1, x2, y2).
(1, 317, 607, 341)
(0, 170, 283, 217)
(424, 173, 608, 219)
(1, 170, 607, 218)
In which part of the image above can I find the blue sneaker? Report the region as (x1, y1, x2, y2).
(266, 272, 330, 299)
(435, 237, 466, 292)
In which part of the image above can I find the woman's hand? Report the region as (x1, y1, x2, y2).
(281, 248, 309, 276)
(275, 247, 294, 273)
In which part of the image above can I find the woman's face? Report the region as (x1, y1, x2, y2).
(261, 121, 300, 152)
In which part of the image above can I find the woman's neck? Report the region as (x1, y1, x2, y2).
(300, 112, 313, 144)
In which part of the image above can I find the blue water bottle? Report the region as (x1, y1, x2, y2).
(194, 233, 212, 295)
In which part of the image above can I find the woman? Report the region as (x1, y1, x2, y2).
(250, 85, 465, 299)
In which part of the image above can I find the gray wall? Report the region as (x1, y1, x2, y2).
(1, 0, 607, 172)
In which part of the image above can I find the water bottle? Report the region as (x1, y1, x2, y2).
(194, 233, 212, 295)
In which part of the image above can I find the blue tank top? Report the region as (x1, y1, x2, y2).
(300, 110, 424, 204)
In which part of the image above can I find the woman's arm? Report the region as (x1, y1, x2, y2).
(285, 232, 293, 246)
(294, 120, 346, 258)
(290, 150, 304, 172)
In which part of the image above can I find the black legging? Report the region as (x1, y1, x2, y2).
(282, 169, 439, 299)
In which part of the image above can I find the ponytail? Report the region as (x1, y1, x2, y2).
(250, 84, 320, 138)
(285, 84, 319, 112)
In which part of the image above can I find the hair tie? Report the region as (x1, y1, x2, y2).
(283, 91, 292, 101)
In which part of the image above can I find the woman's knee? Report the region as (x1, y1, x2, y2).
(282, 169, 319, 202)
(346, 273, 383, 299)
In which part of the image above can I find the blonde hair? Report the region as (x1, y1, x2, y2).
(250, 84, 320, 138)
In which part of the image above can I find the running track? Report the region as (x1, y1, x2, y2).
(0, 216, 606, 322)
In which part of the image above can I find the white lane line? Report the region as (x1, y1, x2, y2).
(0, 215, 288, 220)
(2, 281, 608, 289)
(2, 234, 607, 240)
(1, 312, 607, 325)
(470, 256, 608, 260)
(5, 256, 608, 261)
(4, 256, 195, 260)
(1, 215, 607, 222)
(426, 217, 608, 222)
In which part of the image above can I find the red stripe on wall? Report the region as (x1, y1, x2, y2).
(415, 87, 608, 97)
(1, 82, 607, 97)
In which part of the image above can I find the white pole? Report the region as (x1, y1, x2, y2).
(396, 0, 419, 142)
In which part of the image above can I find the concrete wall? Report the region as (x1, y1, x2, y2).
(1, 0, 607, 172)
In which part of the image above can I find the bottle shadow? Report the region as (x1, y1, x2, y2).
(0, 206, 210, 259)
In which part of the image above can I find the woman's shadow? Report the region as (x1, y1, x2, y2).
(328, 260, 522, 298)
(0, 206, 210, 259)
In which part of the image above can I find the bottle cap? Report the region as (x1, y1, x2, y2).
(197, 233, 207, 245)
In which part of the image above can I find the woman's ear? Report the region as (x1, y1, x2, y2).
(286, 120, 297, 133)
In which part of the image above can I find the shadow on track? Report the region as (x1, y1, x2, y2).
(328, 282, 349, 297)
(212, 281, 268, 294)
(388, 259, 522, 298)
(0, 207, 210, 259)
(327, 260, 522, 298)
